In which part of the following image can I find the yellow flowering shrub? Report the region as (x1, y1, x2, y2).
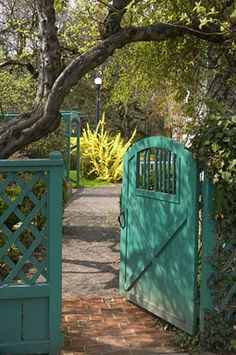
(71, 114, 136, 182)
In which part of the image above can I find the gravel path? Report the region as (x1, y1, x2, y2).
(62, 185, 122, 296)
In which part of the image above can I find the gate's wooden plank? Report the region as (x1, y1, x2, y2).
(0, 284, 49, 299)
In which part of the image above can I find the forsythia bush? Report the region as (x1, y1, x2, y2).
(72, 115, 136, 182)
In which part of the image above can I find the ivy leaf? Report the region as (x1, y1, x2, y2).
(212, 143, 219, 152)
(222, 171, 232, 182)
(223, 137, 231, 143)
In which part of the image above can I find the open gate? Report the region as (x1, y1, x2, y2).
(120, 137, 199, 335)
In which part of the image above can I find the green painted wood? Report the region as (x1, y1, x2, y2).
(0, 284, 50, 299)
(24, 298, 49, 341)
(167, 151, 171, 193)
(120, 137, 199, 335)
(154, 148, 158, 191)
(0, 159, 64, 168)
(0, 300, 21, 342)
(163, 149, 166, 193)
(66, 118, 72, 181)
(158, 149, 162, 191)
(147, 149, 150, 190)
(0, 341, 50, 354)
(61, 110, 81, 185)
(143, 150, 147, 189)
(48, 151, 64, 353)
(0, 151, 64, 354)
(172, 153, 176, 194)
(199, 177, 216, 333)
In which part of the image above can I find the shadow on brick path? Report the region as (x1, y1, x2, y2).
(61, 296, 187, 355)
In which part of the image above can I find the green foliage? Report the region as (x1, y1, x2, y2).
(0, 68, 36, 113)
(202, 311, 235, 352)
(188, 114, 236, 351)
(189, 115, 236, 183)
(104, 1, 235, 134)
(21, 124, 67, 159)
(174, 331, 200, 353)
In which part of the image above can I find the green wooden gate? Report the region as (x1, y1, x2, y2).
(0, 152, 64, 354)
(120, 137, 199, 335)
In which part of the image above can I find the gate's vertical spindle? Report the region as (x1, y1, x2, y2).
(172, 154, 176, 194)
(147, 149, 150, 190)
(136, 152, 140, 189)
(143, 150, 147, 189)
(154, 148, 158, 191)
(158, 150, 163, 192)
(163, 150, 166, 193)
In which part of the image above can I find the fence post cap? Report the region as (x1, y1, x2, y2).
(49, 151, 63, 159)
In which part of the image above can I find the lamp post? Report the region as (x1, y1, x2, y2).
(95, 76, 102, 126)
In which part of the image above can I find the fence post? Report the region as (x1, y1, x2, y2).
(48, 151, 64, 352)
(199, 177, 216, 333)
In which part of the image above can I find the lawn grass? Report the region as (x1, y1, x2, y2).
(70, 170, 114, 187)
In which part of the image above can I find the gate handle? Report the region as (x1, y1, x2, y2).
(118, 211, 126, 229)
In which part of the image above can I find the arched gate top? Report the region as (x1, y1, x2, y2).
(125, 136, 194, 162)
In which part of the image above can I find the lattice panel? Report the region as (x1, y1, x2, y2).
(0, 172, 48, 285)
(137, 148, 177, 194)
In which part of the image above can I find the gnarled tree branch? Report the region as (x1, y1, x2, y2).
(47, 22, 226, 114)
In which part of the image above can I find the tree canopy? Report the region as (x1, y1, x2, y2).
(0, 0, 235, 158)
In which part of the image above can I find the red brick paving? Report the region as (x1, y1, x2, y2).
(61, 296, 185, 355)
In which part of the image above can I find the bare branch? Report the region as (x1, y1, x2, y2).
(0, 59, 38, 77)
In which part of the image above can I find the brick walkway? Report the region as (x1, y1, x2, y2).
(61, 295, 185, 355)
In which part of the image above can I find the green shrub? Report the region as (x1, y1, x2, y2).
(21, 124, 67, 159)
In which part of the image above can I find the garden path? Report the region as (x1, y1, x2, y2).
(62, 185, 121, 296)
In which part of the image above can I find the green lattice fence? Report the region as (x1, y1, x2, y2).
(0, 152, 64, 354)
